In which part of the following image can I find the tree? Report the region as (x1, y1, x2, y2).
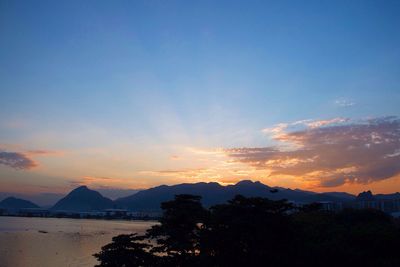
(146, 194, 207, 266)
(93, 233, 155, 267)
(94, 195, 400, 267)
(200, 195, 295, 267)
(293, 208, 400, 267)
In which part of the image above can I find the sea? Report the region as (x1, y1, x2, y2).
(0, 216, 156, 267)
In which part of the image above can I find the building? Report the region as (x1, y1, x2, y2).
(317, 201, 343, 212)
(105, 209, 128, 218)
(19, 208, 50, 217)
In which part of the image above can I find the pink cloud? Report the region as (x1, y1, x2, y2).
(26, 150, 63, 156)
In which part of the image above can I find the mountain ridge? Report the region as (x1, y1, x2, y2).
(114, 180, 358, 211)
(51, 185, 114, 212)
(0, 196, 39, 209)
(3, 181, 400, 212)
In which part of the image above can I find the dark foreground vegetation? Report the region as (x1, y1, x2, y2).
(94, 195, 400, 267)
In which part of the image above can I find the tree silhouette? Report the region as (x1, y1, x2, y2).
(200, 195, 295, 266)
(93, 233, 155, 267)
(146, 194, 207, 266)
(94, 194, 400, 267)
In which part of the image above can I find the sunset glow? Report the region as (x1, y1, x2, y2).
(1, 0, 400, 200)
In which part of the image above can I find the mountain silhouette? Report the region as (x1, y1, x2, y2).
(0, 197, 39, 209)
(356, 190, 400, 201)
(356, 190, 375, 200)
(51, 186, 114, 212)
(114, 180, 355, 211)
(374, 192, 400, 200)
(5, 182, 399, 213)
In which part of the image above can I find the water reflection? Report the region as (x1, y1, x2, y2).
(0, 216, 155, 267)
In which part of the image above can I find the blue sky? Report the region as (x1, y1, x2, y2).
(1, 0, 400, 199)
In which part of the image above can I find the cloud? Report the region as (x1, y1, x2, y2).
(140, 168, 208, 178)
(0, 151, 37, 170)
(170, 155, 181, 160)
(262, 123, 289, 136)
(26, 150, 62, 156)
(335, 98, 355, 107)
(225, 117, 400, 187)
(0, 147, 63, 170)
(69, 176, 119, 187)
(302, 118, 349, 129)
(262, 117, 349, 141)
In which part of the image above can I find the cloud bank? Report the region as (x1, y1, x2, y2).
(0, 147, 63, 170)
(225, 117, 400, 187)
(0, 151, 37, 170)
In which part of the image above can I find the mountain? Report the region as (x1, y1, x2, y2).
(300, 192, 356, 203)
(0, 197, 40, 209)
(375, 192, 400, 200)
(115, 180, 354, 211)
(0, 192, 65, 207)
(319, 192, 356, 201)
(96, 188, 140, 200)
(302, 193, 354, 203)
(115, 182, 225, 211)
(356, 191, 400, 201)
(357, 190, 375, 201)
(51, 186, 114, 212)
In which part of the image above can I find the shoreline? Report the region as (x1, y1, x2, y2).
(0, 214, 159, 222)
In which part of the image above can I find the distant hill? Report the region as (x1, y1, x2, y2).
(318, 192, 356, 201)
(300, 191, 356, 203)
(115, 180, 356, 211)
(356, 190, 375, 200)
(375, 192, 400, 200)
(0, 197, 39, 209)
(356, 191, 400, 201)
(0, 192, 65, 208)
(51, 186, 114, 212)
(4, 182, 399, 213)
(96, 188, 140, 200)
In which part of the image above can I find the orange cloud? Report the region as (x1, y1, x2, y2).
(69, 176, 135, 189)
(140, 168, 208, 178)
(226, 117, 400, 187)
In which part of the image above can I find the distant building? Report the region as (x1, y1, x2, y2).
(391, 211, 400, 218)
(105, 209, 128, 217)
(317, 201, 343, 212)
(348, 190, 400, 214)
(128, 211, 162, 219)
(352, 199, 400, 213)
(19, 208, 50, 217)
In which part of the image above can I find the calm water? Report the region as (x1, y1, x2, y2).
(0, 216, 156, 267)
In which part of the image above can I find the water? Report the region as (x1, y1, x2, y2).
(0, 216, 156, 267)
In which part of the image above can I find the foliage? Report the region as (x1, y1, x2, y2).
(94, 195, 400, 267)
(200, 195, 295, 266)
(146, 194, 207, 266)
(93, 234, 154, 267)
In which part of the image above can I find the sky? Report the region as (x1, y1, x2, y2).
(1, 0, 400, 202)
